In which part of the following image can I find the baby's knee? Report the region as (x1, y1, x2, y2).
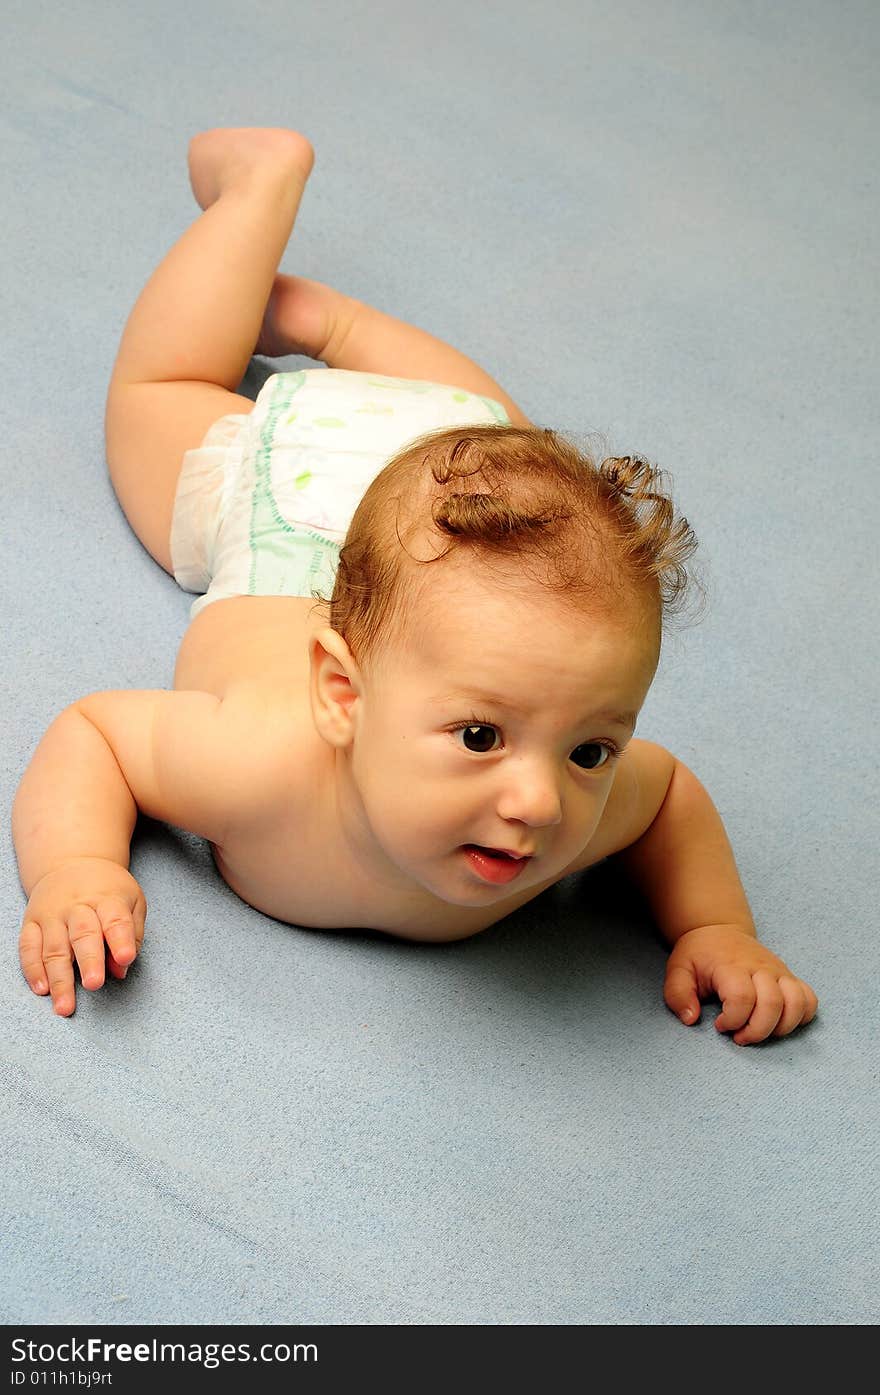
(264, 275, 360, 364)
(310, 285, 364, 366)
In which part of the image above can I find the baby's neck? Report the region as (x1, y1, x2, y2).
(330, 749, 422, 904)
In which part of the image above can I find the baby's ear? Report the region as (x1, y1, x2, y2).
(308, 627, 362, 747)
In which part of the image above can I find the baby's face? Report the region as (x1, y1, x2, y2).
(343, 568, 659, 907)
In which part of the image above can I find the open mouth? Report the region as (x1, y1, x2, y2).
(462, 845, 531, 885)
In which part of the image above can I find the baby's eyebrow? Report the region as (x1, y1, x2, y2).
(432, 691, 637, 732)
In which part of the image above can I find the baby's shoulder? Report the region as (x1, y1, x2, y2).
(216, 678, 326, 820)
(174, 595, 327, 784)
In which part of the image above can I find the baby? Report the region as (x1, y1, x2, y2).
(13, 127, 818, 1043)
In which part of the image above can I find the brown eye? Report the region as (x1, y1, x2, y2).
(570, 743, 611, 770)
(459, 725, 498, 753)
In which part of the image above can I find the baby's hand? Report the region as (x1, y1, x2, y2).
(663, 924, 818, 1046)
(18, 858, 147, 1017)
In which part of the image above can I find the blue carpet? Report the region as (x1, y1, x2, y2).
(2, 0, 877, 1324)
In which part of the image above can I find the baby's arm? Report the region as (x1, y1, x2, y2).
(13, 690, 245, 1015)
(610, 744, 819, 1045)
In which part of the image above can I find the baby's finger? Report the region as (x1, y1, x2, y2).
(803, 983, 819, 1025)
(663, 962, 701, 1024)
(95, 896, 140, 970)
(19, 921, 50, 996)
(68, 904, 107, 991)
(41, 922, 77, 1017)
(731, 970, 785, 1045)
(106, 951, 128, 981)
(770, 976, 809, 1038)
(712, 967, 757, 1033)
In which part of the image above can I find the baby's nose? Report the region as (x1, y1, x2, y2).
(495, 766, 563, 828)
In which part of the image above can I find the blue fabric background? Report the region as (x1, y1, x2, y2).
(2, 0, 877, 1325)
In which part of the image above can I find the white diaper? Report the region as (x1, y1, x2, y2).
(170, 368, 510, 619)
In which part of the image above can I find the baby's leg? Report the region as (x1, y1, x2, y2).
(256, 275, 532, 427)
(105, 128, 315, 573)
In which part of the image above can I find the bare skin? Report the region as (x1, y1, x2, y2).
(12, 129, 818, 1044)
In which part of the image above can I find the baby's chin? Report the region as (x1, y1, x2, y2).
(412, 849, 531, 908)
(429, 884, 507, 908)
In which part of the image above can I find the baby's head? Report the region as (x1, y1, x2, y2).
(324, 423, 698, 667)
(310, 424, 699, 905)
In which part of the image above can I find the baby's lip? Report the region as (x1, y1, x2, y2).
(467, 844, 534, 860)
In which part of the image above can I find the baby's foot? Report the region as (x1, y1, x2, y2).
(187, 127, 315, 211)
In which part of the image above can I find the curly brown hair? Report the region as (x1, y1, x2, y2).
(311, 423, 701, 669)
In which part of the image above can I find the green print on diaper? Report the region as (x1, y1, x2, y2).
(246, 370, 509, 601)
(479, 395, 510, 423)
(367, 378, 433, 393)
(248, 373, 339, 599)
